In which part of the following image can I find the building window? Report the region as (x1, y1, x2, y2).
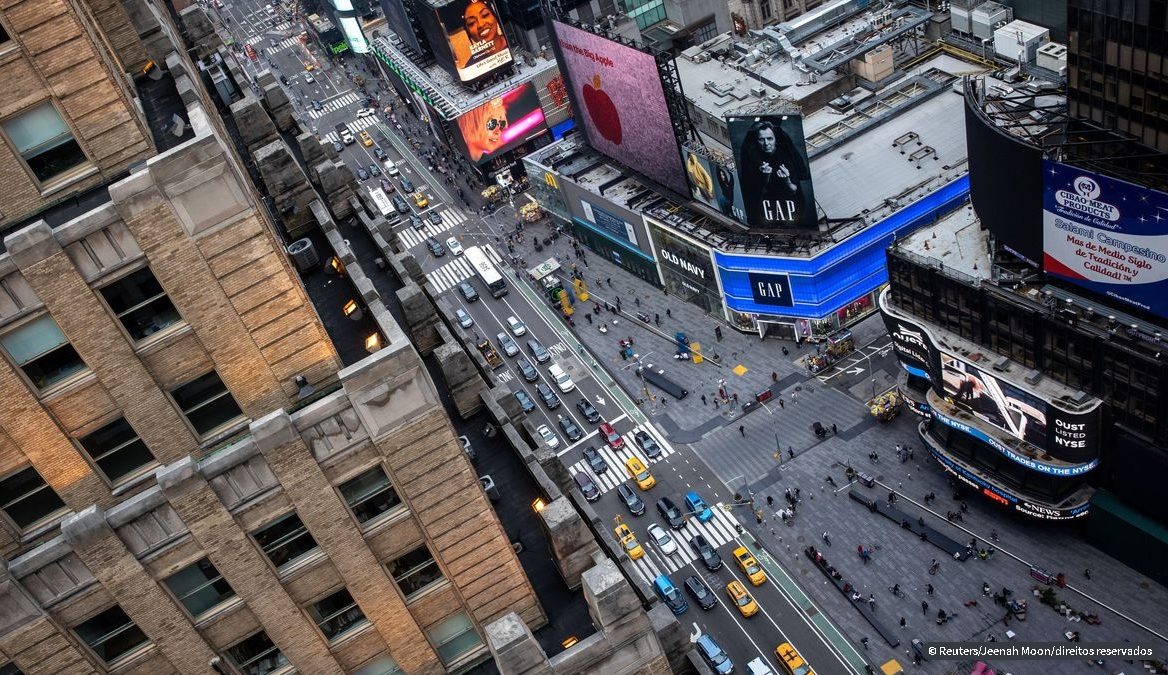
(226, 631, 287, 675)
(426, 612, 483, 665)
(78, 418, 155, 484)
(0, 22, 9, 44)
(170, 371, 244, 436)
(350, 654, 403, 675)
(100, 267, 181, 342)
(164, 558, 235, 618)
(1, 102, 88, 184)
(253, 512, 317, 570)
(0, 315, 87, 390)
(386, 546, 444, 600)
(0, 466, 66, 530)
(72, 605, 149, 665)
(339, 466, 401, 525)
(0, 663, 24, 675)
(308, 588, 367, 641)
(761, 0, 773, 20)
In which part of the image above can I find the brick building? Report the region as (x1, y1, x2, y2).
(0, 0, 543, 673)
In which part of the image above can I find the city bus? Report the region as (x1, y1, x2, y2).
(465, 246, 507, 298)
(368, 187, 394, 219)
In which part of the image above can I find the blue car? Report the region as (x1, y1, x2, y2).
(685, 491, 713, 522)
(695, 634, 733, 674)
(652, 575, 689, 615)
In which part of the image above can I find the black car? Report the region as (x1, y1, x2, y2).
(356, 167, 369, 180)
(426, 238, 445, 257)
(280, 74, 290, 85)
(373, 147, 387, 160)
(616, 483, 646, 516)
(689, 534, 722, 571)
(582, 446, 607, 474)
(369, 164, 381, 177)
(392, 195, 409, 214)
(409, 214, 424, 229)
(656, 497, 685, 529)
(576, 398, 601, 423)
(458, 282, 478, 302)
(311, 99, 322, 111)
(558, 416, 583, 441)
(535, 383, 560, 409)
(513, 390, 535, 413)
(516, 358, 538, 382)
(331, 140, 344, 153)
(684, 576, 718, 610)
(574, 472, 600, 502)
(399, 175, 414, 191)
(634, 430, 663, 459)
(428, 211, 442, 225)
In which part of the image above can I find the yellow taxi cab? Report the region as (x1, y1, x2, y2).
(359, 130, 374, 147)
(774, 642, 814, 675)
(303, 62, 315, 71)
(733, 546, 767, 586)
(625, 456, 655, 490)
(726, 579, 759, 617)
(411, 191, 429, 208)
(614, 523, 644, 560)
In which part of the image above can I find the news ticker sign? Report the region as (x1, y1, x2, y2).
(929, 446, 1090, 520)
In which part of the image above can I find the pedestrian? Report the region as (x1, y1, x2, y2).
(868, 594, 876, 611)
(635, 297, 640, 307)
(739, 425, 746, 437)
(860, 637, 869, 650)
(927, 584, 934, 595)
(795, 487, 800, 499)
(767, 495, 774, 507)
(715, 325, 723, 341)
(654, 313, 660, 326)
(585, 313, 592, 325)
(899, 617, 907, 628)
(779, 398, 785, 409)
(831, 423, 837, 435)
(772, 371, 778, 382)
(1084, 568, 1091, 580)
(822, 531, 831, 546)
(714, 398, 720, 409)
(606, 277, 611, 286)
(788, 446, 794, 459)
(701, 394, 707, 405)
(792, 392, 798, 403)
(666, 308, 671, 317)
(732, 393, 739, 403)
(921, 600, 929, 614)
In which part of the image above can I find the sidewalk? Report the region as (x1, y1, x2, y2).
(505, 214, 1168, 673)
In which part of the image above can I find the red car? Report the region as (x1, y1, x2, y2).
(599, 422, 624, 449)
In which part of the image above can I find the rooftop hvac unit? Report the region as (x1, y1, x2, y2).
(287, 238, 319, 272)
(750, 85, 767, 98)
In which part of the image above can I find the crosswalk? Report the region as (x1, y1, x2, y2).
(322, 116, 379, 143)
(628, 504, 745, 583)
(396, 209, 467, 248)
(567, 426, 678, 495)
(425, 244, 504, 293)
(308, 92, 362, 119)
(269, 35, 300, 52)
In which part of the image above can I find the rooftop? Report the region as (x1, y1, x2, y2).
(370, 35, 560, 122)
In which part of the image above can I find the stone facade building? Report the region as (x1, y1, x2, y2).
(0, 0, 544, 673)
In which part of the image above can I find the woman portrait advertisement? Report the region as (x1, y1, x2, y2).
(441, 0, 512, 81)
(732, 116, 815, 229)
(456, 83, 545, 163)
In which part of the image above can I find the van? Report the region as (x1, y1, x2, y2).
(746, 657, 776, 675)
(383, 159, 399, 176)
(695, 635, 732, 674)
(652, 575, 688, 615)
(548, 363, 575, 392)
(526, 339, 550, 363)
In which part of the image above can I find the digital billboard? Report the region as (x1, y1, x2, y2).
(727, 115, 817, 229)
(551, 20, 687, 194)
(879, 308, 942, 383)
(1042, 160, 1168, 320)
(939, 354, 1047, 450)
(684, 148, 745, 223)
(435, 0, 513, 82)
(452, 82, 546, 164)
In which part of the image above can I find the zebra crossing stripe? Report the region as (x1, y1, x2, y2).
(710, 503, 744, 543)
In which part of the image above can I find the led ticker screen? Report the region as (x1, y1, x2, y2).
(452, 82, 546, 164)
(551, 20, 687, 194)
(435, 0, 513, 82)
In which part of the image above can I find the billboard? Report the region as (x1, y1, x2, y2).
(939, 354, 1047, 450)
(647, 218, 720, 313)
(1042, 160, 1168, 320)
(684, 148, 745, 222)
(880, 309, 942, 383)
(727, 115, 817, 229)
(551, 21, 687, 194)
(452, 82, 546, 164)
(435, 0, 513, 82)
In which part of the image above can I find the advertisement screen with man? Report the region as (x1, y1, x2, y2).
(727, 115, 817, 229)
(452, 82, 546, 164)
(436, 0, 513, 82)
(940, 354, 1048, 449)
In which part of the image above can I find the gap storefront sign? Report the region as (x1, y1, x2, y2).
(646, 217, 721, 314)
(715, 176, 971, 320)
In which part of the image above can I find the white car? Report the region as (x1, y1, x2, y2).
(357, 107, 377, 118)
(506, 315, 526, 336)
(535, 424, 559, 449)
(647, 523, 677, 555)
(455, 308, 473, 328)
(447, 237, 464, 256)
(548, 363, 575, 393)
(304, 73, 314, 84)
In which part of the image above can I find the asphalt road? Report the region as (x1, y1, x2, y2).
(209, 6, 864, 671)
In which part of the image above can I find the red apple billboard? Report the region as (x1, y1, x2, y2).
(435, 0, 513, 82)
(451, 82, 547, 164)
(551, 20, 687, 194)
(727, 114, 818, 229)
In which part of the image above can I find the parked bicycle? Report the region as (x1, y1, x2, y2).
(888, 584, 906, 598)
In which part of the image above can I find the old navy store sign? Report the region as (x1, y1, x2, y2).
(715, 175, 970, 317)
(931, 408, 1099, 477)
(929, 448, 1090, 520)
